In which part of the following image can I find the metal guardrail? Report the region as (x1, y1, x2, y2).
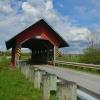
(55, 60, 100, 70)
(18, 60, 100, 99)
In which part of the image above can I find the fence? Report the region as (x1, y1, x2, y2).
(17, 60, 100, 100)
(17, 60, 77, 100)
(55, 60, 100, 70)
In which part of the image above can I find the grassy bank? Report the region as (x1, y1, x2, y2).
(56, 55, 100, 75)
(0, 56, 41, 100)
(56, 63, 100, 75)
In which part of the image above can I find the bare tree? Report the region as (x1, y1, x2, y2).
(80, 32, 100, 64)
(85, 32, 100, 49)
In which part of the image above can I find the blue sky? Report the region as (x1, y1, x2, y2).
(53, 0, 100, 27)
(0, 0, 100, 53)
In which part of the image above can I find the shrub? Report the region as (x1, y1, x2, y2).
(79, 48, 100, 64)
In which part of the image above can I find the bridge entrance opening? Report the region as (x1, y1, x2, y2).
(22, 38, 54, 64)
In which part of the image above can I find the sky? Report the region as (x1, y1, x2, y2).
(0, 0, 100, 54)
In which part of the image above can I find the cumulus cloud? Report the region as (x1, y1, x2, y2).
(0, 0, 92, 53)
(22, 2, 40, 16)
(0, 5, 13, 14)
(45, 0, 53, 10)
(21, 0, 91, 42)
(0, 1, 13, 14)
(68, 27, 91, 41)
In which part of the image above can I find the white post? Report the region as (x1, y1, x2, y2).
(57, 80, 77, 100)
(41, 73, 57, 100)
(34, 69, 42, 89)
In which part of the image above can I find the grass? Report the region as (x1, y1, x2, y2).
(56, 55, 79, 62)
(0, 56, 41, 100)
(50, 92, 56, 100)
(0, 56, 56, 100)
(56, 63, 100, 75)
(56, 55, 100, 75)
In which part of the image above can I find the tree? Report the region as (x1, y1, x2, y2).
(80, 33, 100, 64)
(86, 32, 100, 49)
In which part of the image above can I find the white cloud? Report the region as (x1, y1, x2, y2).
(68, 27, 91, 41)
(0, 5, 12, 14)
(21, 0, 92, 43)
(0, 3, 13, 14)
(22, 2, 40, 16)
(45, 0, 53, 10)
(0, 0, 92, 52)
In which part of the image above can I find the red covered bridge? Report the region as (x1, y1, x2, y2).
(5, 19, 69, 68)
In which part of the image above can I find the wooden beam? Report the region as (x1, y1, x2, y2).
(11, 46, 16, 68)
(53, 46, 56, 66)
(11, 44, 21, 68)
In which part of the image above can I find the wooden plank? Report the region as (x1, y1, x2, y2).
(55, 60, 100, 70)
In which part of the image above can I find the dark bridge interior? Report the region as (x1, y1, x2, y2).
(22, 38, 54, 64)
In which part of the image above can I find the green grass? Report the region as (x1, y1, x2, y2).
(56, 63, 100, 75)
(50, 95, 56, 100)
(0, 56, 41, 100)
(56, 55, 100, 75)
(56, 55, 79, 62)
(0, 56, 10, 70)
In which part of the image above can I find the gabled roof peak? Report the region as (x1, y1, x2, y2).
(6, 18, 69, 49)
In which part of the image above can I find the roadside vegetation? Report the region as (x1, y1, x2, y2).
(0, 33, 100, 99)
(56, 53, 100, 74)
(57, 33, 100, 65)
(0, 56, 41, 100)
(56, 54, 81, 62)
(56, 62, 100, 75)
(0, 56, 56, 100)
(56, 33, 100, 74)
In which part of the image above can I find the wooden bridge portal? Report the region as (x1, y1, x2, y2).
(5, 19, 69, 68)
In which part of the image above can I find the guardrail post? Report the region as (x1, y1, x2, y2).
(33, 68, 42, 89)
(25, 65, 30, 79)
(18, 60, 22, 69)
(49, 73, 57, 91)
(29, 66, 34, 82)
(41, 73, 57, 100)
(29, 66, 38, 83)
(20, 62, 26, 75)
(57, 80, 77, 100)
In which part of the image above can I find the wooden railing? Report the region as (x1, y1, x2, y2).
(55, 60, 100, 70)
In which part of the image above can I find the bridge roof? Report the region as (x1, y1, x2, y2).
(6, 19, 69, 49)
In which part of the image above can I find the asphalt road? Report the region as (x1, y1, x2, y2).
(34, 65, 100, 98)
